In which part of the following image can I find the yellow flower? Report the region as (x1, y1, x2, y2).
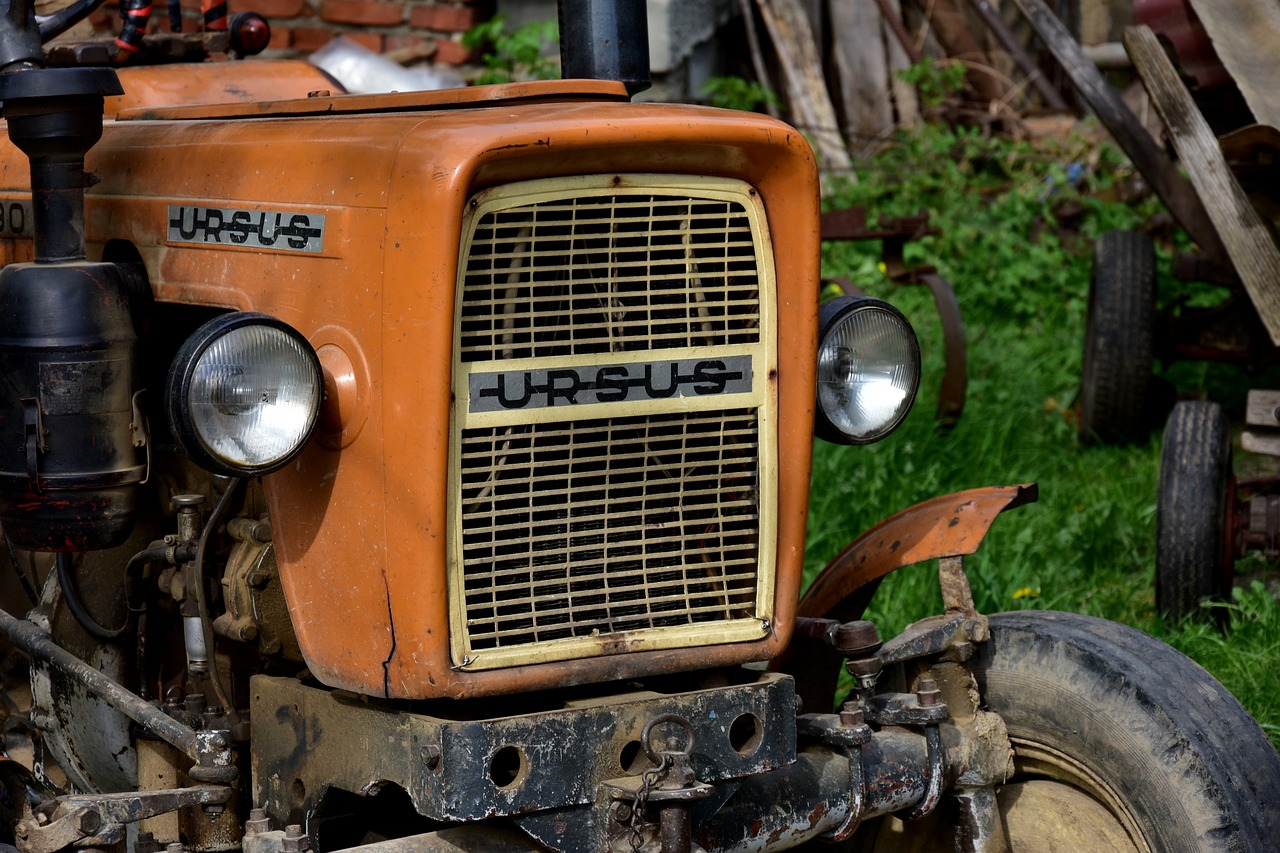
(1012, 586, 1039, 601)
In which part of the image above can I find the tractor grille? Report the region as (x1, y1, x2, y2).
(450, 175, 777, 669)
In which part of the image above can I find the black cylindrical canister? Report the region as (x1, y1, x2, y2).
(558, 0, 651, 96)
(0, 261, 144, 550)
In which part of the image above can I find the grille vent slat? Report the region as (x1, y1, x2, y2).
(458, 409, 761, 649)
(459, 192, 762, 362)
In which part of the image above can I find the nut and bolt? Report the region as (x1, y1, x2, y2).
(281, 824, 309, 853)
(244, 808, 271, 837)
(838, 705, 865, 728)
(423, 744, 442, 771)
(916, 677, 942, 707)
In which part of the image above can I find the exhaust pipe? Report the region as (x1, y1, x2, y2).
(558, 0, 650, 95)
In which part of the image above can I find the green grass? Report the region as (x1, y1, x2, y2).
(805, 122, 1280, 747)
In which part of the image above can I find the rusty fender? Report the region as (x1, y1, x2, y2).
(798, 483, 1038, 620)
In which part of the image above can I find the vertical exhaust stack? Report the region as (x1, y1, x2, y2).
(558, 0, 651, 96)
(0, 64, 145, 551)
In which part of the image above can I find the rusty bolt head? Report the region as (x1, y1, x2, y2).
(611, 801, 633, 823)
(838, 705, 865, 727)
(76, 809, 102, 835)
(423, 744, 442, 771)
(237, 623, 259, 642)
(246, 571, 271, 589)
(916, 677, 942, 707)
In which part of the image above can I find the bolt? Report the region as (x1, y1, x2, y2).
(246, 571, 270, 589)
(76, 809, 102, 835)
(281, 824, 309, 853)
(244, 808, 271, 837)
(237, 622, 259, 642)
(838, 705, 865, 727)
(423, 744, 442, 771)
(612, 801, 633, 823)
(916, 677, 942, 707)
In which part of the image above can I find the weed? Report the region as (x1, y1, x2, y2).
(461, 15, 560, 85)
(896, 59, 967, 109)
(700, 76, 779, 112)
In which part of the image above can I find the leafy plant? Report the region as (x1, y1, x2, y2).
(897, 59, 968, 108)
(461, 15, 560, 85)
(700, 76, 779, 112)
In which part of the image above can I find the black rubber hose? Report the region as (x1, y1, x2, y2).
(56, 545, 168, 642)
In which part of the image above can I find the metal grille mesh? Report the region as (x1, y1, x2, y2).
(459, 193, 762, 362)
(459, 409, 760, 650)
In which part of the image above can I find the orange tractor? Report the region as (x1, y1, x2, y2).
(0, 0, 1273, 851)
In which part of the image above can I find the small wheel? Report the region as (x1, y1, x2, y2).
(856, 611, 1280, 851)
(1079, 230, 1156, 443)
(1156, 400, 1234, 619)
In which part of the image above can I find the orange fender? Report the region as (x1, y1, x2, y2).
(799, 483, 1038, 619)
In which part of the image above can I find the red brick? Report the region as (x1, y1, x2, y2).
(319, 0, 402, 25)
(407, 3, 479, 32)
(244, 0, 309, 17)
(344, 31, 384, 52)
(384, 34, 434, 53)
(266, 25, 292, 48)
(431, 37, 475, 65)
(290, 25, 334, 51)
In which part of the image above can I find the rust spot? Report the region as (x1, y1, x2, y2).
(949, 516, 960, 527)
(768, 368, 778, 380)
(747, 819, 764, 836)
(611, 175, 623, 186)
(808, 800, 828, 828)
(889, 540, 900, 552)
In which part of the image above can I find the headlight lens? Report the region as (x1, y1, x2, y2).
(167, 313, 322, 476)
(815, 297, 920, 444)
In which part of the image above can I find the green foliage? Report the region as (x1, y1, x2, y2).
(897, 59, 968, 108)
(461, 15, 559, 85)
(809, 121, 1279, 746)
(700, 76, 779, 112)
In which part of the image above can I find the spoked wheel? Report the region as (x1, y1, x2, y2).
(1156, 400, 1235, 620)
(1079, 230, 1157, 444)
(851, 612, 1280, 852)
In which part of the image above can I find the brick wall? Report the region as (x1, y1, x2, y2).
(87, 0, 496, 64)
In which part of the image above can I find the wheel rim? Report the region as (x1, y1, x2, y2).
(866, 737, 1151, 852)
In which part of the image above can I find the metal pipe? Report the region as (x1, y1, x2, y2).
(558, 0, 650, 95)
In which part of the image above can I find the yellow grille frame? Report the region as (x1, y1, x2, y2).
(448, 174, 778, 671)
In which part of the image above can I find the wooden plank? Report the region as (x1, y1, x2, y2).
(881, 0, 920, 129)
(1185, 0, 1280, 129)
(1125, 25, 1280, 346)
(831, 0, 894, 142)
(1245, 390, 1280, 428)
(1011, 0, 1228, 263)
(755, 0, 854, 177)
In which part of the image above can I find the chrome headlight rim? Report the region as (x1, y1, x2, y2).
(166, 311, 322, 477)
(815, 295, 921, 445)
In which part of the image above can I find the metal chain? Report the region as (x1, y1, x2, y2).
(627, 754, 670, 853)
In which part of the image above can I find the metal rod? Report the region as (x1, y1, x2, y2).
(0, 605, 204, 762)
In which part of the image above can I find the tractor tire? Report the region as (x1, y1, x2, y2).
(1156, 400, 1233, 620)
(855, 611, 1280, 852)
(1079, 230, 1156, 444)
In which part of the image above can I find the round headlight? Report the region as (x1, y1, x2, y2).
(815, 297, 920, 444)
(167, 313, 322, 476)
